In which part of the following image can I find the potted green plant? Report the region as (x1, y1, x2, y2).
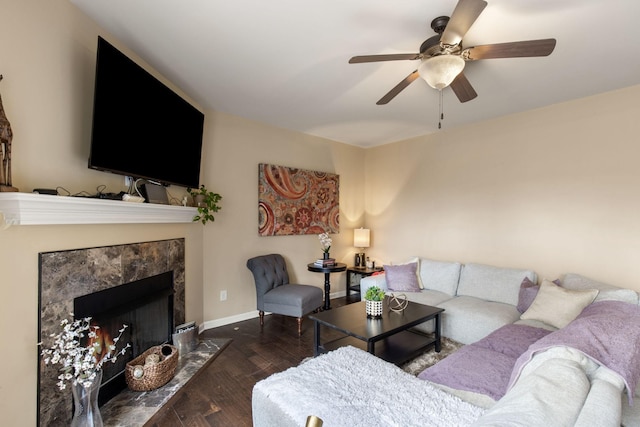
(364, 286, 385, 318)
(187, 185, 222, 225)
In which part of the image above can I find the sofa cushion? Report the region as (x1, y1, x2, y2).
(514, 318, 558, 332)
(516, 277, 562, 314)
(395, 289, 453, 307)
(456, 263, 537, 307)
(516, 277, 539, 313)
(520, 279, 598, 329)
(474, 357, 595, 427)
(418, 258, 462, 296)
(437, 295, 521, 345)
(389, 257, 424, 288)
(359, 273, 389, 296)
(562, 273, 639, 305)
(419, 324, 552, 401)
(384, 263, 421, 292)
(262, 284, 323, 317)
(397, 289, 455, 335)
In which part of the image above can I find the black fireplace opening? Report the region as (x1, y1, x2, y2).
(73, 271, 174, 406)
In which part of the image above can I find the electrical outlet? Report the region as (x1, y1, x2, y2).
(220, 290, 227, 301)
(124, 176, 133, 187)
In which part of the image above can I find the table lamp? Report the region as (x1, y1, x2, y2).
(353, 228, 370, 267)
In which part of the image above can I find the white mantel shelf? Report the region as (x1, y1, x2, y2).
(0, 193, 198, 226)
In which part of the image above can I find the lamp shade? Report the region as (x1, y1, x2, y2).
(418, 54, 465, 90)
(354, 228, 370, 248)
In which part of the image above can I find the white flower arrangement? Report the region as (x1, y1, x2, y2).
(318, 232, 332, 253)
(40, 315, 131, 390)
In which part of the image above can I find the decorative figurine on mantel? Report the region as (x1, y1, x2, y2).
(0, 75, 18, 192)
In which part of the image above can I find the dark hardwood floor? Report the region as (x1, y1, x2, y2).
(145, 296, 356, 426)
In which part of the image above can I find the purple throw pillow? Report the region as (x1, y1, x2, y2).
(517, 277, 539, 313)
(517, 277, 561, 313)
(383, 262, 420, 292)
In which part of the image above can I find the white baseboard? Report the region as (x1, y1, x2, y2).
(199, 293, 351, 332)
(200, 310, 261, 331)
(331, 290, 347, 299)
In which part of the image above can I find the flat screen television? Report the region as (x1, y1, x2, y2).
(88, 36, 204, 189)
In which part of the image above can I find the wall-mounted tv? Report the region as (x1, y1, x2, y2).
(88, 36, 204, 189)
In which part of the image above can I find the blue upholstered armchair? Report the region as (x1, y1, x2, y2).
(246, 254, 323, 335)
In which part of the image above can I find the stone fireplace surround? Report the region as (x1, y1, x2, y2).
(38, 238, 186, 426)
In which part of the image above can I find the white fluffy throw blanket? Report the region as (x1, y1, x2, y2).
(252, 346, 485, 427)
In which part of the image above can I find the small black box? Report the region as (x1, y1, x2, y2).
(141, 183, 169, 204)
(33, 188, 58, 195)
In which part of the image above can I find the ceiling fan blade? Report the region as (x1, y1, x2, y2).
(465, 39, 557, 60)
(376, 70, 420, 105)
(440, 0, 488, 46)
(449, 72, 477, 103)
(349, 53, 420, 63)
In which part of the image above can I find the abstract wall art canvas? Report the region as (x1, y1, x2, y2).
(258, 163, 339, 236)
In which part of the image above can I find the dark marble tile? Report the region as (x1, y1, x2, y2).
(38, 239, 187, 426)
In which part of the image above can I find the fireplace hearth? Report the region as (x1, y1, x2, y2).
(38, 239, 185, 427)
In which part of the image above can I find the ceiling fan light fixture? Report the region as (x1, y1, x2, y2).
(418, 54, 465, 90)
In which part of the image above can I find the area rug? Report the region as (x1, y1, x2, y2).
(401, 336, 465, 376)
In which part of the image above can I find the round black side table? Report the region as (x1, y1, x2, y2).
(307, 262, 347, 310)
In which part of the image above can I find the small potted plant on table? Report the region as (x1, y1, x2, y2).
(364, 286, 385, 318)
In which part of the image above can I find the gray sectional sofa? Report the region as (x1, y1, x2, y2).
(253, 258, 640, 426)
(360, 259, 640, 343)
(360, 259, 540, 344)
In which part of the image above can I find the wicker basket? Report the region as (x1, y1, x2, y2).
(125, 345, 179, 391)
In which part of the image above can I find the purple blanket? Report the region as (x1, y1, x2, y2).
(418, 324, 551, 400)
(509, 300, 640, 404)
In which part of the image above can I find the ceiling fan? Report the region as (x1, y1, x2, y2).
(349, 0, 556, 105)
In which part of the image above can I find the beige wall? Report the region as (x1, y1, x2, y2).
(0, 0, 365, 424)
(4, 0, 640, 425)
(200, 111, 365, 325)
(365, 85, 640, 292)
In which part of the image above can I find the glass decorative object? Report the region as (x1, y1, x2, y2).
(70, 371, 103, 427)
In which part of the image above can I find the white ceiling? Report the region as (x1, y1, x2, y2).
(70, 0, 640, 148)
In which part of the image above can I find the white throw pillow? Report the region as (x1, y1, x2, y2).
(520, 279, 598, 329)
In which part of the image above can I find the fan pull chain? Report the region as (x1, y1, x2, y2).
(438, 89, 444, 129)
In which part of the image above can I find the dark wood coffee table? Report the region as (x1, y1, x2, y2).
(308, 298, 444, 365)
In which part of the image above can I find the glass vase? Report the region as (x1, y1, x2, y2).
(323, 252, 330, 260)
(71, 370, 103, 427)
